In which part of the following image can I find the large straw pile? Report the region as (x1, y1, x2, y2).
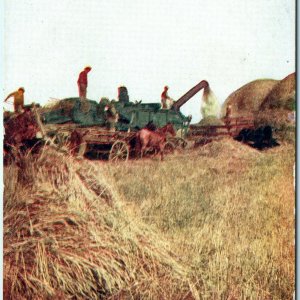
(256, 73, 295, 141)
(221, 79, 278, 117)
(4, 148, 194, 299)
(220, 73, 295, 143)
(260, 72, 295, 111)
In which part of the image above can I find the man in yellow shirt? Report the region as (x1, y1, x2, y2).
(4, 87, 25, 113)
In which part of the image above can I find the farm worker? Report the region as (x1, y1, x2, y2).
(4, 87, 25, 113)
(161, 86, 171, 109)
(225, 104, 232, 118)
(118, 86, 129, 103)
(105, 102, 119, 131)
(77, 66, 92, 101)
(224, 104, 232, 127)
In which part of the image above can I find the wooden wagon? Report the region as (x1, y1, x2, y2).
(187, 116, 255, 146)
(36, 123, 136, 162)
(33, 107, 179, 162)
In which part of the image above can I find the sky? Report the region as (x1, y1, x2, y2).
(3, 0, 295, 122)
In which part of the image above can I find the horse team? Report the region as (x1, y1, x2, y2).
(68, 121, 177, 161)
(135, 122, 176, 161)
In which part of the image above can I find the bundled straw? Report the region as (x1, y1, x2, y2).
(4, 148, 194, 299)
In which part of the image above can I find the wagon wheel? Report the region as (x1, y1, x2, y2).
(164, 141, 175, 155)
(109, 140, 129, 162)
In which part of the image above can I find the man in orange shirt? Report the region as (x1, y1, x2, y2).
(77, 66, 92, 101)
(4, 87, 25, 113)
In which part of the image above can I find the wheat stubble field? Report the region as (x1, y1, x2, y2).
(4, 134, 294, 300)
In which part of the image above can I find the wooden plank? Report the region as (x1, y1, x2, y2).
(228, 116, 254, 120)
(189, 128, 229, 133)
(190, 125, 228, 130)
(189, 132, 229, 137)
(231, 125, 254, 129)
(190, 121, 254, 131)
(83, 130, 136, 145)
(189, 133, 230, 138)
(86, 141, 113, 146)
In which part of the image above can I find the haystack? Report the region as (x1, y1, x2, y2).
(256, 73, 295, 140)
(4, 148, 193, 299)
(221, 79, 278, 117)
(260, 73, 295, 111)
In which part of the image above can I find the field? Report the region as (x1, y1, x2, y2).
(102, 138, 295, 299)
(4, 137, 295, 299)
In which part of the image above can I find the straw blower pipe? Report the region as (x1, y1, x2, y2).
(171, 80, 209, 111)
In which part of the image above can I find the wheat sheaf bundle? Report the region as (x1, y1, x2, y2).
(4, 148, 193, 299)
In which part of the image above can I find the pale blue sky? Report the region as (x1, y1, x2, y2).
(3, 0, 295, 122)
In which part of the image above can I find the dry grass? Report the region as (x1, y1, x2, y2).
(103, 138, 295, 299)
(221, 79, 278, 117)
(260, 73, 295, 111)
(4, 136, 295, 299)
(4, 148, 195, 299)
(254, 73, 296, 144)
(40, 98, 75, 112)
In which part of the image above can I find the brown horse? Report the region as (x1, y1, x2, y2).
(136, 123, 176, 160)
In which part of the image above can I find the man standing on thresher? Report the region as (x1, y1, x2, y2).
(104, 101, 119, 131)
(4, 87, 25, 113)
(161, 85, 173, 109)
(77, 66, 92, 101)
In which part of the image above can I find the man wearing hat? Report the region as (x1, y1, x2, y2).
(77, 66, 92, 101)
(104, 101, 119, 131)
(4, 87, 25, 113)
(161, 85, 171, 109)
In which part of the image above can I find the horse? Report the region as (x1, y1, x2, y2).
(156, 122, 176, 137)
(135, 122, 176, 160)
